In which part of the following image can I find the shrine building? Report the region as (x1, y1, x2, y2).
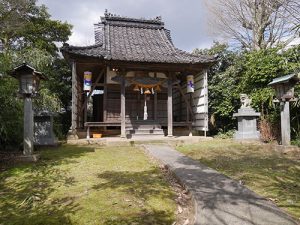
(61, 11, 216, 139)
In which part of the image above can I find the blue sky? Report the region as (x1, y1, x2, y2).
(38, 0, 218, 52)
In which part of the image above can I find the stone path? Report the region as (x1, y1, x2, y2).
(144, 144, 299, 225)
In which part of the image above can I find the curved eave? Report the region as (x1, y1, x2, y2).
(61, 44, 109, 62)
(61, 44, 218, 69)
(62, 51, 217, 66)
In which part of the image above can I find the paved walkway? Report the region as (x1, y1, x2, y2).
(144, 144, 299, 225)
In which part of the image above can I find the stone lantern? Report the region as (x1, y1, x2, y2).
(12, 63, 44, 96)
(11, 63, 46, 159)
(269, 74, 300, 146)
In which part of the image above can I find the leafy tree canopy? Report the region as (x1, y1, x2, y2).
(0, 0, 72, 55)
(195, 42, 300, 137)
(0, 0, 72, 149)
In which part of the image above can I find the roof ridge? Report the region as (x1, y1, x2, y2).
(62, 43, 103, 50)
(102, 10, 164, 26)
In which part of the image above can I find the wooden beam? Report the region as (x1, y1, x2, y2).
(80, 68, 105, 114)
(175, 84, 195, 121)
(167, 76, 173, 137)
(120, 74, 126, 138)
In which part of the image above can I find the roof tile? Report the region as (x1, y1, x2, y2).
(62, 13, 216, 64)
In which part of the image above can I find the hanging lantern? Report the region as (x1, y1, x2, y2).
(133, 85, 140, 92)
(187, 75, 194, 93)
(83, 71, 92, 92)
(144, 88, 151, 94)
(155, 85, 161, 92)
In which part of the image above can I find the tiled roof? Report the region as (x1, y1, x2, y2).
(62, 12, 215, 64)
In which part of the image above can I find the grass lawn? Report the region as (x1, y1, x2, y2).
(0, 145, 177, 225)
(177, 139, 300, 220)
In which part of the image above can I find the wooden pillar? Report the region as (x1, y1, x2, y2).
(84, 93, 88, 124)
(204, 69, 209, 136)
(281, 101, 290, 146)
(154, 92, 157, 121)
(154, 72, 158, 121)
(186, 97, 190, 122)
(120, 75, 126, 138)
(71, 61, 78, 131)
(103, 68, 108, 122)
(137, 92, 140, 120)
(179, 91, 182, 121)
(167, 77, 173, 137)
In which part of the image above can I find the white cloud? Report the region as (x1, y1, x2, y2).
(38, 0, 217, 51)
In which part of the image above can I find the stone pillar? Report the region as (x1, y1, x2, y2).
(24, 97, 34, 155)
(167, 78, 173, 137)
(281, 101, 290, 146)
(67, 61, 79, 140)
(120, 76, 126, 138)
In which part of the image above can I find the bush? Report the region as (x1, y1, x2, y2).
(53, 111, 71, 140)
(214, 129, 235, 139)
(291, 139, 300, 147)
(0, 77, 23, 150)
(259, 117, 279, 143)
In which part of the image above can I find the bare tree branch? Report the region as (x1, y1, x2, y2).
(205, 0, 300, 50)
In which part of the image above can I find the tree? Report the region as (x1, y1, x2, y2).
(206, 0, 300, 50)
(0, 0, 72, 149)
(0, 0, 71, 55)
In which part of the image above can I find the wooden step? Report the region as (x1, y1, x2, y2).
(126, 128, 165, 137)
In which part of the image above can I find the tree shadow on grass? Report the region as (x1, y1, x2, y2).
(94, 169, 174, 201)
(93, 169, 175, 224)
(103, 208, 173, 225)
(0, 146, 95, 225)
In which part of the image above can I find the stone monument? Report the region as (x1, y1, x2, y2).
(233, 94, 260, 140)
(34, 111, 58, 146)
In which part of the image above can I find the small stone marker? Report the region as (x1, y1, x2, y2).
(34, 111, 58, 146)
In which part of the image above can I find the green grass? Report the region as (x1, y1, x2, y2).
(177, 139, 300, 220)
(0, 145, 176, 225)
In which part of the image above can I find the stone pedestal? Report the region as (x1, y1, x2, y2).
(233, 107, 260, 140)
(34, 112, 58, 146)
